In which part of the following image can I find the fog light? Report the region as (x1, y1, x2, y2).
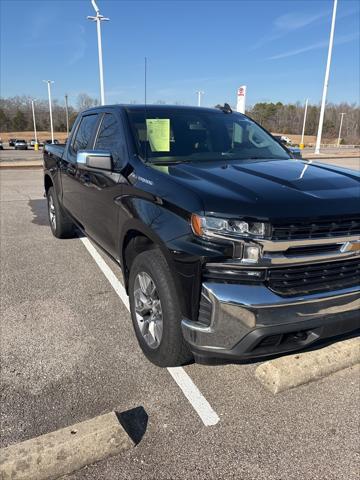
(243, 245, 261, 263)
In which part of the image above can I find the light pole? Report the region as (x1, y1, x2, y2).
(31, 99, 38, 149)
(337, 112, 346, 147)
(300, 98, 309, 149)
(64, 94, 69, 138)
(87, 0, 109, 106)
(43, 80, 54, 143)
(196, 91, 204, 107)
(315, 0, 338, 154)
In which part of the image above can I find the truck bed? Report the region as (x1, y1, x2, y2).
(44, 144, 66, 159)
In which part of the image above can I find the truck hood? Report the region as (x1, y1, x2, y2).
(167, 159, 360, 220)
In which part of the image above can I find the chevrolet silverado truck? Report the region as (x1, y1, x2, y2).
(43, 104, 360, 367)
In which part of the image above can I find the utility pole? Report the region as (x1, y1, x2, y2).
(87, 0, 109, 105)
(196, 91, 204, 107)
(337, 112, 346, 147)
(43, 80, 54, 143)
(64, 94, 69, 138)
(315, 0, 338, 154)
(300, 98, 309, 149)
(31, 100, 38, 150)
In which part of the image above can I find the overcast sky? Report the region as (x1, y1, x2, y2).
(1, 0, 359, 107)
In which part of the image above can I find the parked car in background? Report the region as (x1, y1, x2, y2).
(8, 138, 16, 147)
(287, 146, 302, 159)
(273, 135, 302, 159)
(0, 140, 4, 150)
(30, 139, 39, 147)
(273, 135, 291, 145)
(14, 139, 28, 150)
(281, 135, 292, 145)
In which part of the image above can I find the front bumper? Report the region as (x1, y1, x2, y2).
(181, 282, 360, 361)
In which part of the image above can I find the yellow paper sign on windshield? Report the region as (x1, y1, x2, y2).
(146, 119, 170, 152)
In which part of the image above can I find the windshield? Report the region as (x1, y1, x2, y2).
(126, 107, 289, 164)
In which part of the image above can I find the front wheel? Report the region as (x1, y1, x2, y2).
(129, 249, 192, 367)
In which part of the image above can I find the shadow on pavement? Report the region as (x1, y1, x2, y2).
(28, 198, 48, 226)
(116, 406, 148, 445)
(28, 198, 85, 238)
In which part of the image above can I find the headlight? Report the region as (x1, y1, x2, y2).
(191, 214, 268, 239)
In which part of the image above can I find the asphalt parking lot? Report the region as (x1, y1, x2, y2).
(1, 168, 359, 480)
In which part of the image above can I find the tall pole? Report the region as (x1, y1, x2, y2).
(43, 80, 54, 143)
(96, 15, 105, 105)
(64, 94, 69, 138)
(300, 98, 309, 148)
(315, 0, 338, 154)
(337, 112, 346, 147)
(31, 100, 37, 145)
(196, 91, 204, 106)
(87, 1, 109, 106)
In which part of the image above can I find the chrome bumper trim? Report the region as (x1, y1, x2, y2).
(208, 249, 359, 267)
(260, 235, 360, 252)
(181, 282, 360, 351)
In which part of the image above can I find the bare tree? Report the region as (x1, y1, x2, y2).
(76, 93, 99, 111)
(0, 94, 359, 144)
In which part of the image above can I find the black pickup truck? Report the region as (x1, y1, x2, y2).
(43, 104, 360, 367)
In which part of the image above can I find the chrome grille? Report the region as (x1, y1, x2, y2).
(272, 217, 360, 240)
(268, 258, 360, 296)
(198, 293, 212, 326)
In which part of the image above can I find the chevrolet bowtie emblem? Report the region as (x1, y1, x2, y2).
(340, 241, 360, 253)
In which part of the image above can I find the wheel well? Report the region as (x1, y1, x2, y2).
(44, 175, 53, 194)
(122, 231, 155, 291)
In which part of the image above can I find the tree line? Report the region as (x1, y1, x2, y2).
(1, 95, 359, 144)
(246, 102, 359, 144)
(0, 94, 98, 133)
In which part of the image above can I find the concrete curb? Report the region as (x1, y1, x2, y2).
(0, 412, 135, 480)
(255, 337, 360, 394)
(0, 161, 42, 169)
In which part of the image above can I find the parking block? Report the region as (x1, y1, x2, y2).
(255, 337, 360, 394)
(0, 412, 135, 480)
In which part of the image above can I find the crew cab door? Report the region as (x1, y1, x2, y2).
(61, 113, 100, 223)
(75, 111, 128, 259)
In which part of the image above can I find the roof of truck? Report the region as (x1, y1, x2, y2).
(82, 104, 232, 114)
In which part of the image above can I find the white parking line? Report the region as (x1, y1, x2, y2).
(80, 236, 220, 427)
(80, 237, 129, 310)
(167, 367, 220, 426)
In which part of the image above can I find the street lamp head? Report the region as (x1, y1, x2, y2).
(87, 14, 109, 21)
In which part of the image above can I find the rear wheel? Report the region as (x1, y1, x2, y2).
(47, 186, 75, 238)
(129, 249, 192, 367)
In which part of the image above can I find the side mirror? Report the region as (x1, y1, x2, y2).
(77, 150, 112, 170)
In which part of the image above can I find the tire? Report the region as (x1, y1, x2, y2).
(129, 249, 192, 367)
(47, 186, 75, 239)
